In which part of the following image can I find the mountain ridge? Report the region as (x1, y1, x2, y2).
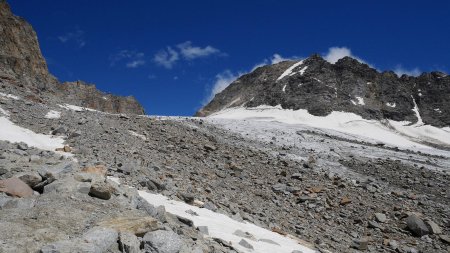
(198, 54, 449, 127)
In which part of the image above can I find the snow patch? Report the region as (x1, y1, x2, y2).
(434, 108, 442, 113)
(386, 102, 396, 108)
(58, 104, 99, 112)
(209, 105, 450, 149)
(355, 96, 365, 105)
(411, 96, 424, 126)
(277, 60, 304, 81)
(0, 116, 66, 152)
(0, 92, 20, 100)
(282, 84, 287, 93)
(45, 110, 61, 119)
(138, 191, 316, 253)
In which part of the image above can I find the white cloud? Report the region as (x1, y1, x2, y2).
(251, 53, 298, 71)
(153, 47, 179, 69)
(177, 41, 222, 60)
(110, 50, 146, 68)
(58, 27, 86, 48)
(393, 65, 421, 77)
(323, 47, 366, 64)
(126, 60, 145, 68)
(204, 70, 241, 104)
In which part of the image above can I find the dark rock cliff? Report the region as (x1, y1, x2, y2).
(0, 1, 145, 115)
(198, 54, 449, 127)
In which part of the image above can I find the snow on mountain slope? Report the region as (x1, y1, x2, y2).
(107, 176, 317, 253)
(208, 105, 450, 151)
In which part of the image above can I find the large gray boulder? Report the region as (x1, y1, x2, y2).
(143, 230, 182, 253)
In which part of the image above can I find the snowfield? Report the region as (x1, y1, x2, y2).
(208, 105, 450, 151)
(0, 116, 65, 152)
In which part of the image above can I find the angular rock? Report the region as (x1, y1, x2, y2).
(89, 181, 115, 200)
(238, 239, 254, 250)
(425, 220, 442, 235)
(119, 232, 141, 253)
(143, 230, 182, 253)
(352, 238, 369, 250)
(197, 226, 209, 235)
(16, 172, 42, 188)
(374, 213, 387, 223)
(0, 177, 33, 197)
(406, 214, 430, 236)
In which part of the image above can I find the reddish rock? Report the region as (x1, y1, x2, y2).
(0, 178, 34, 197)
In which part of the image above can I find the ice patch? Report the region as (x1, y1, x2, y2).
(277, 60, 304, 81)
(58, 104, 99, 112)
(0, 92, 20, 100)
(209, 105, 450, 149)
(386, 102, 396, 108)
(411, 96, 424, 126)
(0, 116, 66, 152)
(45, 110, 61, 119)
(138, 191, 316, 253)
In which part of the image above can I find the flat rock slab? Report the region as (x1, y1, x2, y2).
(98, 216, 159, 236)
(0, 177, 33, 197)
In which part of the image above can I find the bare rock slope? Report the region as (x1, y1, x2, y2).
(198, 55, 450, 127)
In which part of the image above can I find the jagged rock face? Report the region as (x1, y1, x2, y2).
(0, 0, 57, 89)
(58, 81, 145, 115)
(0, 1, 145, 115)
(198, 54, 450, 127)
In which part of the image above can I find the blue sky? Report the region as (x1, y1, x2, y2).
(8, 0, 450, 116)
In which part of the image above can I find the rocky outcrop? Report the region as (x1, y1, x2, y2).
(0, 0, 57, 89)
(198, 54, 450, 127)
(58, 81, 145, 115)
(0, 0, 145, 115)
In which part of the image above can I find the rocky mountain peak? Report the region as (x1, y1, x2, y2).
(198, 55, 450, 127)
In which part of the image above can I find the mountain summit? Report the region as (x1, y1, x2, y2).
(198, 55, 449, 127)
(0, 1, 144, 114)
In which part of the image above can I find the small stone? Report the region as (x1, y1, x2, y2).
(89, 181, 115, 200)
(258, 238, 280, 246)
(406, 215, 430, 236)
(204, 144, 217, 152)
(352, 237, 369, 250)
(388, 240, 399, 250)
(425, 220, 442, 234)
(438, 235, 450, 244)
(63, 145, 71, 152)
(272, 183, 287, 193)
(340, 196, 352, 205)
(178, 192, 194, 204)
(233, 229, 256, 240)
(374, 213, 387, 223)
(197, 226, 209, 235)
(238, 239, 254, 250)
